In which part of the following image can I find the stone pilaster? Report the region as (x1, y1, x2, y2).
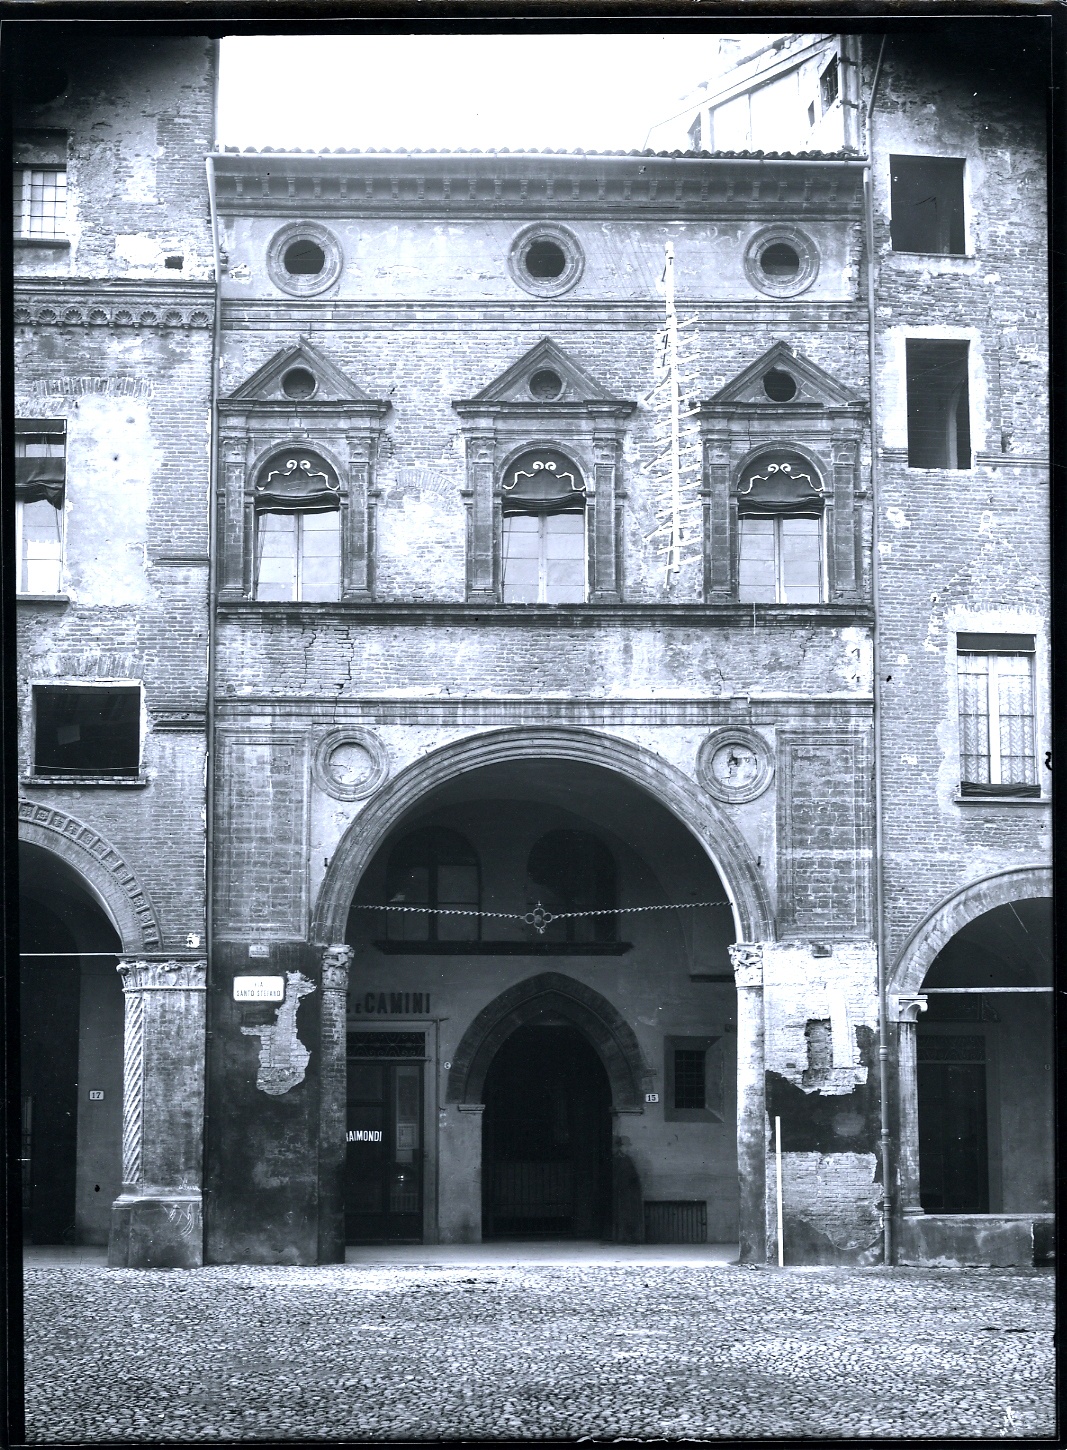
(466, 433, 496, 601)
(317, 944, 353, 1263)
(891, 994, 928, 1219)
(109, 958, 207, 1269)
(730, 942, 767, 1263)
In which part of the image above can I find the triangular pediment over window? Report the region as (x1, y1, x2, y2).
(455, 338, 630, 410)
(706, 341, 864, 410)
(225, 336, 373, 404)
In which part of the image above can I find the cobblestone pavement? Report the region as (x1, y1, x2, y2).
(22, 1261, 1054, 1442)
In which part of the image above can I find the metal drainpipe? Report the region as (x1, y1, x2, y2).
(863, 34, 891, 1266)
(202, 149, 222, 1255)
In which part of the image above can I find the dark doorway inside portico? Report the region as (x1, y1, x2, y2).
(482, 1025, 611, 1239)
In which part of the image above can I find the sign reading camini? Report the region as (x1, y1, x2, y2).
(233, 975, 286, 1002)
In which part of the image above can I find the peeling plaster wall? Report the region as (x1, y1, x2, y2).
(13, 32, 216, 282)
(867, 38, 1051, 978)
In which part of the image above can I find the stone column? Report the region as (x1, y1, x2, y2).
(730, 942, 767, 1263)
(589, 431, 619, 602)
(342, 435, 373, 601)
(440, 1103, 484, 1243)
(891, 994, 928, 1219)
(466, 433, 496, 602)
(109, 958, 207, 1269)
(317, 944, 352, 1263)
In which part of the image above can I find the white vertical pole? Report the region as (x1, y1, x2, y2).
(775, 1115, 784, 1267)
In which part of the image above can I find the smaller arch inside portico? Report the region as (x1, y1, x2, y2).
(891, 869, 1053, 1233)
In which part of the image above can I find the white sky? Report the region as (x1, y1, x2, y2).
(217, 34, 775, 153)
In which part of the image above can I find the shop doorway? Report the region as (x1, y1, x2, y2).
(482, 1025, 611, 1239)
(345, 1032, 425, 1243)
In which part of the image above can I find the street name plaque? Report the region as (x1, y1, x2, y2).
(233, 975, 285, 1002)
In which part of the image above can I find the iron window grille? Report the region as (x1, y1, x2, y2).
(347, 1032, 426, 1059)
(956, 634, 1039, 796)
(819, 56, 840, 112)
(15, 421, 65, 594)
(13, 167, 67, 239)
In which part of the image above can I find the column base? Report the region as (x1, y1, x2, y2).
(108, 1193, 203, 1269)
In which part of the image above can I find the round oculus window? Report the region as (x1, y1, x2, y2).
(507, 224, 585, 297)
(284, 240, 326, 276)
(760, 242, 801, 279)
(281, 366, 317, 400)
(266, 222, 344, 298)
(743, 226, 820, 298)
(529, 368, 564, 401)
(763, 368, 798, 402)
(524, 239, 566, 279)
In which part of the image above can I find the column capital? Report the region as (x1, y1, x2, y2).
(729, 942, 764, 989)
(890, 993, 928, 1023)
(117, 959, 207, 992)
(321, 943, 353, 993)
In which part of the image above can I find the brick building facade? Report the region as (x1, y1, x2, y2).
(13, 23, 1052, 1270)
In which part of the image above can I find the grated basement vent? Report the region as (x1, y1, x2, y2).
(644, 1200, 707, 1244)
(347, 1032, 425, 1059)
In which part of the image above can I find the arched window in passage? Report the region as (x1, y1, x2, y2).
(384, 827, 481, 943)
(501, 448, 586, 604)
(736, 449, 827, 604)
(253, 449, 341, 601)
(526, 830, 617, 944)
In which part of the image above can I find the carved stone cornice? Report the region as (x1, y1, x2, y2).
(118, 959, 208, 992)
(14, 280, 214, 330)
(729, 942, 764, 989)
(212, 151, 866, 220)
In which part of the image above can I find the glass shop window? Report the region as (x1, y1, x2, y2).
(501, 448, 586, 604)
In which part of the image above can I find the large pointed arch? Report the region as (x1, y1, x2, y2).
(890, 864, 1052, 999)
(446, 972, 652, 1108)
(310, 726, 774, 945)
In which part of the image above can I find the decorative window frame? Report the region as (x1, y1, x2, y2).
(453, 411, 633, 604)
(506, 222, 585, 298)
(265, 221, 344, 298)
(742, 224, 820, 299)
(698, 351, 868, 605)
(218, 407, 390, 603)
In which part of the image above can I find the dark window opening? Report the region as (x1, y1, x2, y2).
(807, 101, 816, 128)
(819, 56, 839, 111)
(763, 367, 797, 401)
(526, 830, 616, 944)
(385, 827, 480, 943)
(164, 255, 183, 269)
(284, 239, 326, 275)
(524, 239, 566, 279)
(760, 243, 800, 280)
(33, 686, 140, 777)
(890, 156, 966, 255)
(281, 366, 317, 400)
(673, 1049, 706, 1110)
(906, 339, 971, 468)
